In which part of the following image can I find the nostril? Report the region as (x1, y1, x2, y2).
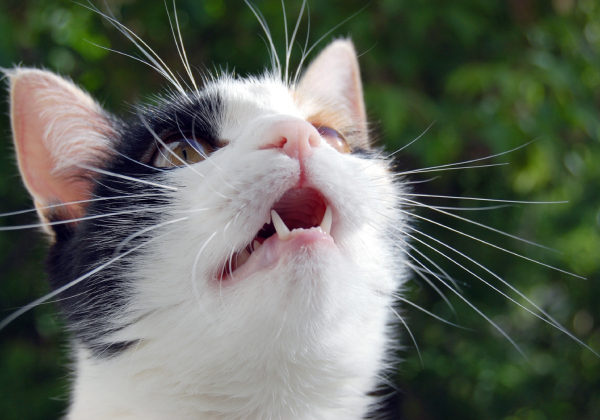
(265, 136, 287, 149)
(260, 119, 320, 161)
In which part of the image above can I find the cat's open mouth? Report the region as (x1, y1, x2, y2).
(221, 188, 333, 279)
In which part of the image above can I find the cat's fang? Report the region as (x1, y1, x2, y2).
(271, 209, 291, 241)
(320, 205, 332, 235)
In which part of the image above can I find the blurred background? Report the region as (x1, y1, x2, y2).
(0, 0, 599, 419)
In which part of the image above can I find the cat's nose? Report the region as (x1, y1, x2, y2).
(262, 119, 320, 161)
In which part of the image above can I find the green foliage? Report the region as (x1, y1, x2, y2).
(0, 0, 598, 419)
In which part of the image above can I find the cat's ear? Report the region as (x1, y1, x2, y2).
(297, 39, 367, 134)
(7, 68, 117, 228)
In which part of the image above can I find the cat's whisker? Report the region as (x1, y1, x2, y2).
(280, 0, 289, 84)
(0, 231, 171, 332)
(391, 294, 469, 330)
(110, 148, 169, 173)
(81, 1, 185, 93)
(398, 206, 584, 278)
(165, 0, 199, 92)
(244, 0, 282, 78)
(387, 228, 529, 360)
(384, 120, 436, 160)
(395, 193, 568, 205)
(286, 0, 307, 86)
(411, 203, 513, 211)
(82, 41, 173, 84)
(171, 207, 213, 214)
(387, 305, 423, 367)
(402, 176, 441, 185)
(0, 207, 169, 232)
(293, 6, 368, 85)
(406, 263, 470, 288)
(402, 223, 600, 356)
(397, 196, 561, 253)
(398, 162, 509, 176)
(404, 258, 458, 317)
(411, 138, 540, 173)
(368, 220, 461, 312)
(0, 193, 164, 219)
(113, 217, 189, 256)
(77, 164, 178, 191)
(373, 206, 598, 356)
(373, 196, 514, 211)
(191, 230, 218, 306)
(292, 1, 311, 87)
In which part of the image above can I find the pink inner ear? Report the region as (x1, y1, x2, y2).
(9, 69, 113, 221)
(297, 40, 367, 133)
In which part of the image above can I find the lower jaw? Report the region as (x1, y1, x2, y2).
(219, 228, 336, 284)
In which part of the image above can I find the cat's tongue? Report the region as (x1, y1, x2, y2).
(225, 226, 335, 282)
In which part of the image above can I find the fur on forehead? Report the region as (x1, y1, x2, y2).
(148, 38, 367, 147)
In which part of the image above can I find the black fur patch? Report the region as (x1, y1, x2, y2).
(46, 90, 222, 357)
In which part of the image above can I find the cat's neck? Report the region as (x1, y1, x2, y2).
(67, 322, 389, 420)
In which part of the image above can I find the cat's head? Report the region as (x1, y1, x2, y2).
(8, 40, 406, 417)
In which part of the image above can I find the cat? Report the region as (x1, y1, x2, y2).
(5, 27, 406, 418)
(2, 2, 596, 420)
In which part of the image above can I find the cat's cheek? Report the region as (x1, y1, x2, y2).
(218, 229, 337, 286)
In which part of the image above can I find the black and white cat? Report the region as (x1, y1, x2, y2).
(6, 36, 405, 418)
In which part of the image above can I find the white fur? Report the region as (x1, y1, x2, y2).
(65, 74, 407, 420)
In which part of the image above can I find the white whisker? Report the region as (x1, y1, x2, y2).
(81, 1, 185, 93)
(191, 231, 218, 304)
(402, 223, 600, 357)
(0, 194, 163, 219)
(388, 305, 423, 367)
(396, 234, 528, 359)
(0, 231, 171, 332)
(166, 0, 198, 92)
(0, 207, 169, 232)
(398, 162, 509, 176)
(286, 0, 307, 85)
(406, 206, 584, 277)
(392, 294, 468, 330)
(78, 164, 178, 191)
(293, 5, 368, 84)
(244, 0, 282, 77)
(398, 193, 568, 205)
(113, 217, 188, 256)
(385, 120, 436, 159)
(397, 197, 563, 254)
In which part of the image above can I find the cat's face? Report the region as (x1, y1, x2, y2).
(7, 41, 405, 418)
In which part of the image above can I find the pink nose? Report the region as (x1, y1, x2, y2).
(262, 119, 320, 161)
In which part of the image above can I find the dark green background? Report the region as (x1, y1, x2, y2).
(0, 0, 599, 419)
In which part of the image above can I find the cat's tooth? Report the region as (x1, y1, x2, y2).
(236, 249, 251, 267)
(271, 209, 290, 241)
(253, 240, 261, 251)
(320, 205, 333, 235)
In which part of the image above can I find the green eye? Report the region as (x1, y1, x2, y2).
(152, 137, 213, 168)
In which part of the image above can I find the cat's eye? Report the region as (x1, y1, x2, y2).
(152, 137, 213, 168)
(315, 125, 351, 154)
